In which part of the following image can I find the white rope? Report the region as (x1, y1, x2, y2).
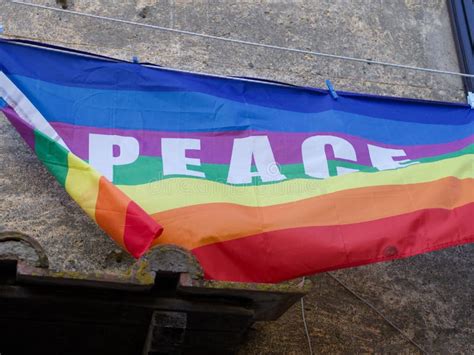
(300, 277, 314, 355)
(328, 273, 428, 354)
(10, 0, 474, 79)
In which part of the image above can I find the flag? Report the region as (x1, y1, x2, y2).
(1, 39, 473, 282)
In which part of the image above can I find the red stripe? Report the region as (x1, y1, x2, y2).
(96, 177, 163, 258)
(192, 203, 474, 283)
(124, 201, 164, 258)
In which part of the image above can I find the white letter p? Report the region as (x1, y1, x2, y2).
(88, 133, 139, 181)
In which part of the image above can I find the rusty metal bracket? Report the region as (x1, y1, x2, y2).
(0, 231, 49, 268)
(0, 236, 310, 353)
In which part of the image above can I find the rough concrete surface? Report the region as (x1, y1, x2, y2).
(0, 0, 472, 353)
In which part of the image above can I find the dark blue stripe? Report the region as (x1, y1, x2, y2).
(0, 39, 472, 126)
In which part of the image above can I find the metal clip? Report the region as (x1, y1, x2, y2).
(325, 79, 338, 100)
(467, 92, 474, 108)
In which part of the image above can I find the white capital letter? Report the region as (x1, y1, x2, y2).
(227, 136, 286, 184)
(162, 138, 205, 178)
(302, 135, 358, 178)
(89, 134, 140, 181)
(368, 144, 417, 171)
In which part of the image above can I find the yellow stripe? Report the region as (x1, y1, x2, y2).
(118, 154, 474, 214)
(65, 154, 101, 220)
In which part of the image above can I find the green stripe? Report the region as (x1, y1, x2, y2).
(112, 144, 474, 186)
(34, 130, 69, 187)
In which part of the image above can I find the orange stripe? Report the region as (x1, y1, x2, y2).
(95, 176, 130, 249)
(95, 177, 163, 257)
(150, 177, 474, 250)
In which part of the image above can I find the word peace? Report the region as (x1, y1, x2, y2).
(89, 134, 415, 184)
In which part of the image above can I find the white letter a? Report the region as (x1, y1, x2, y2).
(227, 136, 286, 184)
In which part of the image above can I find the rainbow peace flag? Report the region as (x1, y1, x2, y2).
(1, 39, 473, 282)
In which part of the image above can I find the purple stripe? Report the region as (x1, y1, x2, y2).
(2, 106, 36, 149)
(51, 121, 474, 165)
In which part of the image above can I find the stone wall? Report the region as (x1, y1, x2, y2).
(0, 0, 472, 353)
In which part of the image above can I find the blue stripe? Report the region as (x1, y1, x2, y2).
(0, 39, 472, 125)
(9, 74, 474, 145)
